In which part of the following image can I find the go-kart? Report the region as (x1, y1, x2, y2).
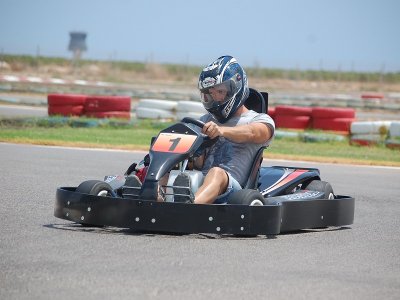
(54, 88, 354, 236)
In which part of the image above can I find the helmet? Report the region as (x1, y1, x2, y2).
(198, 55, 249, 123)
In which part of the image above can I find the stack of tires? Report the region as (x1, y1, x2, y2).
(47, 94, 86, 117)
(311, 107, 355, 134)
(135, 99, 177, 120)
(386, 122, 400, 149)
(267, 107, 275, 120)
(361, 93, 384, 100)
(48, 94, 132, 120)
(274, 105, 312, 130)
(84, 95, 131, 120)
(176, 101, 207, 120)
(350, 121, 390, 146)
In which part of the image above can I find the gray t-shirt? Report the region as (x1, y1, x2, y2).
(199, 110, 275, 187)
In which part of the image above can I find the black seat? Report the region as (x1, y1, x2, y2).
(244, 88, 268, 114)
(242, 88, 269, 190)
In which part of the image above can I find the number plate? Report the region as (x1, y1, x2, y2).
(151, 133, 197, 154)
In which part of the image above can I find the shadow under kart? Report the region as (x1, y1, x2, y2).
(54, 89, 355, 236)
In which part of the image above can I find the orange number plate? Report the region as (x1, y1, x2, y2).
(151, 133, 197, 154)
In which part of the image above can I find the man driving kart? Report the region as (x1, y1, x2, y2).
(173, 55, 275, 204)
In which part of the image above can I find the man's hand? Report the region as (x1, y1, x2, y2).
(202, 121, 224, 139)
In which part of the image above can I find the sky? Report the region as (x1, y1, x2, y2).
(0, 0, 399, 72)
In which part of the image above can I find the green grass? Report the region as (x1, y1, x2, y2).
(269, 138, 399, 165)
(0, 117, 399, 166)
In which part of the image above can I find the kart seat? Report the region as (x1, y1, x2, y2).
(245, 88, 268, 114)
(242, 88, 269, 190)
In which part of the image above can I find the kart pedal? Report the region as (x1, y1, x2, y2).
(173, 173, 194, 203)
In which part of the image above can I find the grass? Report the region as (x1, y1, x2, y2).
(0, 117, 399, 166)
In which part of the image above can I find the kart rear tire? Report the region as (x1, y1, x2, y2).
(76, 180, 114, 227)
(227, 189, 267, 206)
(303, 180, 334, 199)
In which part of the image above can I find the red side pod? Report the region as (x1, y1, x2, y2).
(265, 169, 309, 194)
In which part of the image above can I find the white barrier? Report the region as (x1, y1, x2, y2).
(138, 99, 178, 110)
(389, 122, 400, 137)
(136, 107, 175, 120)
(177, 101, 207, 114)
(135, 98, 206, 120)
(350, 121, 391, 135)
(176, 111, 205, 121)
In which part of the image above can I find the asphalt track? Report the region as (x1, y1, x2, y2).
(0, 142, 399, 300)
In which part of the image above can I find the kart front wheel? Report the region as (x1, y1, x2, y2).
(303, 180, 334, 199)
(227, 189, 267, 206)
(75, 180, 114, 227)
(76, 180, 114, 197)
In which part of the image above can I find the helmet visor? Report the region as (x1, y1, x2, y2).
(200, 74, 242, 109)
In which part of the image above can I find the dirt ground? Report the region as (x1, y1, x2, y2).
(2, 61, 400, 95)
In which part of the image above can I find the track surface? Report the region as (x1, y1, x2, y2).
(0, 143, 399, 299)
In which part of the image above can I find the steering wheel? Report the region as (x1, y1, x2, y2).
(181, 117, 205, 129)
(181, 117, 218, 150)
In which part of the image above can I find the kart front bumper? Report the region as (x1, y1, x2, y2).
(54, 187, 355, 236)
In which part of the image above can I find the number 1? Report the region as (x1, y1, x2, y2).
(169, 137, 181, 151)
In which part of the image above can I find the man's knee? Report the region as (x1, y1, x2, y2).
(207, 167, 227, 179)
(206, 167, 228, 190)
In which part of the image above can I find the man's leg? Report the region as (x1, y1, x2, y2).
(194, 167, 229, 204)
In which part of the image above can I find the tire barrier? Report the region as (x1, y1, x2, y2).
(85, 111, 131, 120)
(350, 134, 382, 146)
(138, 99, 178, 111)
(177, 101, 207, 114)
(135, 99, 207, 121)
(386, 122, 400, 150)
(275, 115, 311, 130)
(136, 99, 178, 120)
(389, 122, 400, 138)
(47, 94, 132, 119)
(176, 111, 204, 121)
(274, 105, 312, 130)
(311, 107, 355, 133)
(48, 94, 87, 117)
(349, 121, 392, 147)
(136, 106, 175, 120)
(311, 107, 355, 119)
(176, 101, 207, 121)
(275, 105, 312, 116)
(351, 121, 391, 135)
(267, 107, 275, 119)
(312, 117, 354, 133)
(361, 93, 384, 100)
(48, 94, 87, 106)
(84, 96, 131, 113)
(48, 105, 84, 117)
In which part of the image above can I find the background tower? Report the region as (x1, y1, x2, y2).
(68, 31, 87, 62)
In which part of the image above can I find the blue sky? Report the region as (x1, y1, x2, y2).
(0, 0, 399, 72)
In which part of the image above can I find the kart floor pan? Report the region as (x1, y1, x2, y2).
(54, 187, 355, 236)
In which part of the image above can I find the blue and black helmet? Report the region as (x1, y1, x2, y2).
(198, 55, 249, 123)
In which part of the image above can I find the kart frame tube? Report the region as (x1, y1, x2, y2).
(54, 187, 355, 236)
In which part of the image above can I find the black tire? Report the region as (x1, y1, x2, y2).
(303, 180, 335, 199)
(75, 180, 114, 227)
(228, 189, 267, 206)
(76, 180, 113, 197)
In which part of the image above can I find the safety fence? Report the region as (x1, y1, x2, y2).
(270, 105, 355, 133)
(46, 94, 399, 149)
